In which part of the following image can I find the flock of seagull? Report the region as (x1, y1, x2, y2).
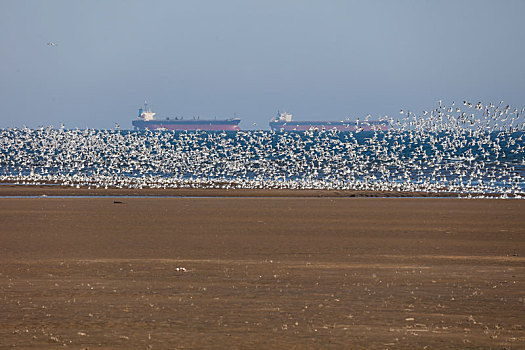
(0, 100, 524, 198)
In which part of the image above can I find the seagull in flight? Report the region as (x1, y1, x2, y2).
(47, 42, 58, 46)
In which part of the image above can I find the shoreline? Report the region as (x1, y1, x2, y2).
(0, 184, 486, 198)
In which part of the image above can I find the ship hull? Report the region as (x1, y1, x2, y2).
(133, 119, 241, 131)
(269, 121, 389, 132)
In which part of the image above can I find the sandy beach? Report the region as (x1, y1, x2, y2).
(1, 189, 524, 348)
(0, 183, 464, 198)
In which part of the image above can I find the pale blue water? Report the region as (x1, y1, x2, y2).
(1, 127, 524, 197)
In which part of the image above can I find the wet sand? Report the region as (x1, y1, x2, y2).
(0, 184, 461, 198)
(1, 193, 524, 348)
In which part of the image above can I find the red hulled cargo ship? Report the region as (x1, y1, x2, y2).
(269, 112, 389, 132)
(132, 102, 241, 131)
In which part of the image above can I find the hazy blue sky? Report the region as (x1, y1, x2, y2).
(1, 0, 524, 129)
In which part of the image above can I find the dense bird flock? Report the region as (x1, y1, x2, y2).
(1, 100, 524, 197)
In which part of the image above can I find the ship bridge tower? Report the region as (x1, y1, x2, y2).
(271, 111, 293, 122)
(138, 101, 156, 121)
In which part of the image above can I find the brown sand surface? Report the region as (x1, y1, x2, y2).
(0, 196, 524, 349)
(0, 184, 461, 198)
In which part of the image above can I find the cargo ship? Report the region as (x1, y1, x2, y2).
(269, 112, 389, 132)
(132, 102, 241, 131)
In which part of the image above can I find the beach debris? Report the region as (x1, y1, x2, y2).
(48, 335, 60, 342)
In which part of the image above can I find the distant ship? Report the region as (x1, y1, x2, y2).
(269, 112, 389, 132)
(132, 102, 241, 131)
